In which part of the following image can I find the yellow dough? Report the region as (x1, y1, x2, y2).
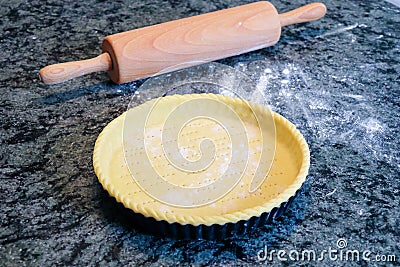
(93, 94, 310, 226)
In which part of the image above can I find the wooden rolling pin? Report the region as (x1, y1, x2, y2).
(39, 1, 326, 84)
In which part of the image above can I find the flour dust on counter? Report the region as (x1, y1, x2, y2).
(235, 60, 399, 169)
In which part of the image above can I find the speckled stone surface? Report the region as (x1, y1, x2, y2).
(1, 0, 399, 266)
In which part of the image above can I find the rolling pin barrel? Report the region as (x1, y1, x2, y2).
(39, 2, 326, 84)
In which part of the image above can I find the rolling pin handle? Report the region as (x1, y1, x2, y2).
(279, 2, 327, 27)
(39, 53, 112, 84)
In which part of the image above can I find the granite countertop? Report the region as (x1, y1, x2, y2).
(1, 0, 399, 266)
